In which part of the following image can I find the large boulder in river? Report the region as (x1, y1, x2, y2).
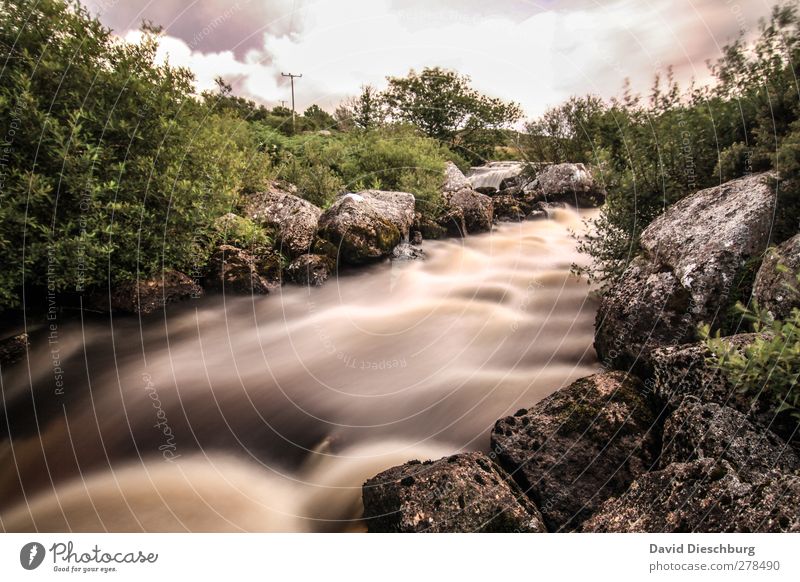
(492, 194, 527, 222)
(286, 254, 334, 287)
(204, 245, 278, 294)
(318, 190, 415, 265)
(530, 163, 605, 207)
(362, 452, 546, 533)
(583, 459, 800, 532)
(0, 333, 28, 367)
(244, 182, 322, 258)
(595, 173, 776, 369)
(490, 371, 659, 531)
(661, 398, 799, 479)
(753, 234, 800, 320)
(442, 188, 493, 234)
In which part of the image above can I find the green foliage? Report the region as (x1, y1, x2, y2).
(0, 0, 271, 307)
(334, 85, 386, 131)
(382, 67, 522, 164)
(702, 271, 800, 422)
(211, 214, 271, 254)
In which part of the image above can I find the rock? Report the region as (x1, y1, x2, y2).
(0, 333, 28, 367)
(436, 207, 467, 238)
(442, 188, 493, 234)
(391, 243, 426, 261)
(412, 212, 447, 240)
(662, 398, 799, 479)
(204, 245, 276, 294)
(96, 271, 202, 315)
(410, 231, 423, 246)
(442, 161, 470, 193)
(244, 182, 322, 258)
(530, 163, 605, 207)
(286, 254, 334, 287)
(490, 371, 659, 531)
(318, 190, 416, 265)
(467, 161, 527, 194)
(595, 173, 776, 368)
(492, 194, 526, 222)
(362, 452, 546, 533)
(527, 201, 566, 220)
(753, 234, 800, 320)
(583, 459, 800, 532)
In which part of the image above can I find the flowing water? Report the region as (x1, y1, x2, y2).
(0, 207, 599, 532)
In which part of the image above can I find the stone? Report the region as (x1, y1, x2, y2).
(391, 243, 426, 262)
(595, 173, 776, 368)
(0, 333, 28, 367)
(583, 459, 800, 532)
(530, 163, 605, 207)
(244, 182, 322, 258)
(204, 245, 275, 295)
(412, 212, 447, 240)
(442, 161, 471, 193)
(490, 371, 659, 531)
(286, 254, 334, 287)
(661, 398, 799, 480)
(94, 270, 202, 315)
(492, 194, 526, 222)
(442, 188, 493, 234)
(318, 190, 416, 265)
(753, 234, 800, 320)
(362, 452, 546, 533)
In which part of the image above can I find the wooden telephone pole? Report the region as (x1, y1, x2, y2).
(281, 72, 302, 133)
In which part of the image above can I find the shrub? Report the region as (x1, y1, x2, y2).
(702, 270, 800, 423)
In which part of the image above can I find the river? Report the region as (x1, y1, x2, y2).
(0, 207, 599, 532)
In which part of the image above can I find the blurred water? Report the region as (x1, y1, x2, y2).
(0, 207, 599, 532)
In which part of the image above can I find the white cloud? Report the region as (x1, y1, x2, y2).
(112, 0, 774, 118)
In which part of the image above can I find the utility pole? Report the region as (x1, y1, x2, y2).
(279, 100, 287, 109)
(281, 72, 302, 133)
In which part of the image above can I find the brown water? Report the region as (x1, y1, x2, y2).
(0, 207, 599, 532)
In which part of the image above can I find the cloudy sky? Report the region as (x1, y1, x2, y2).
(82, 0, 776, 118)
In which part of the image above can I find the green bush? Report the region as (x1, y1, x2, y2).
(0, 0, 272, 308)
(702, 270, 800, 422)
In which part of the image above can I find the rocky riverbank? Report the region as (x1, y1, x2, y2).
(360, 172, 800, 533)
(68, 160, 602, 316)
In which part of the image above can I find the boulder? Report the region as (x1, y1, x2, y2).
(582, 459, 800, 532)
(244, 182, 322, 258)
(753, 234, 800, 320)
(490, 372, 659, 531)
(492, 194, 526, 222)
(410, 231, 423, 246)
(530, 163, 605, 207)
(0, 333, 28, 367)
(96, 270, 202, 315)
(412, 212, 447, 240)
(436, 207, 467, 238)
(391, 243, 426, 262)
(318, 190, 416, 265)
(362, 452, 546, 533)
(595, 173, 776, 368)
(286, 254, 334, 287)
(661, 398, 799, 479)
(204, 245, 276, 294)
(442, 188, 493, 234)
(527, 201, 566, 220)
(442, 161, 470, 193)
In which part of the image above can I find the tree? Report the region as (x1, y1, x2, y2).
(303, 104, 337, 131)
(382, 67, 522, 163)
(335, 85, 385, 131)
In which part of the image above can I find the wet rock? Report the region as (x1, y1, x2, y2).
(527, 201, 566, 220)
(391, 243, 426, 262)
(94, 270, 202, 315)
(492, 194, 526, 222)
(244, 182, 322, 258)
(205, 245, 278, 295)
(410, 231, 423, 246)
(412, 212, 447, 240)
(442, 161, 471, 193)
(286, 254, 334, 287)
(436, 207, 467, 237)
(442, 188, 493, 234)
(490, 371, 659, 531)
(530, 163, 605, 207)
(753, 234, 800, 320)
(583, 459, 800, 532)
(662, 398, 799, 479)
(595, 173, 776, 368)
(318, 190, 416, 265)
(362, 452, 546, 533)
(0, 333, 28, 367)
